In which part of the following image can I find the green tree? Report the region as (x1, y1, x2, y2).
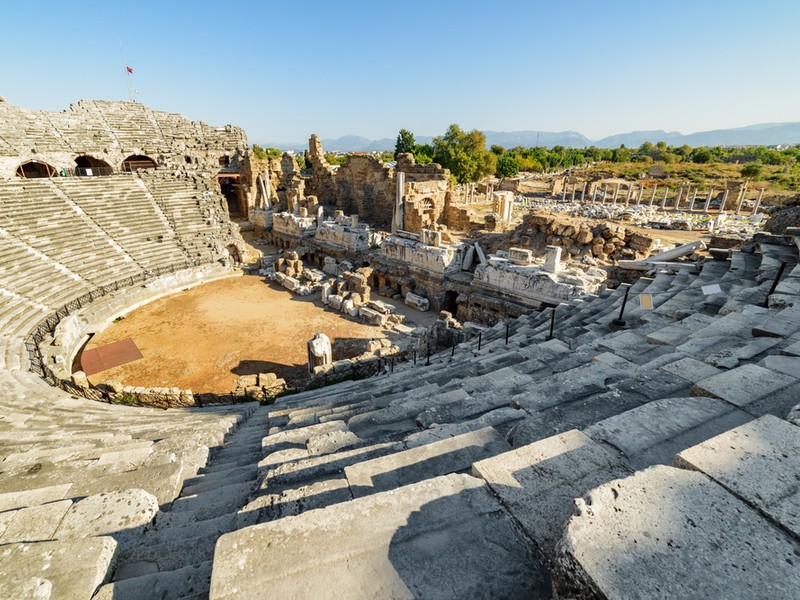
(741, 163, 762, 179)
(432, 124, 496, 183)
(394, 129, 416, 159)
(413, 143, 434, 165)
(612, 146, 632, 162)
(639, 141, 655, 154)
(495, 155, 520, 178)
(490, 144, 506, 156)
(690, 148, 713, 163)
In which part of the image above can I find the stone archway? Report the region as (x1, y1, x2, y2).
(121, 154, 157, 172)
(15, 160, 58, 178)
(74, 155, 113, 176)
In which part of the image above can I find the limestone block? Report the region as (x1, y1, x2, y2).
(0, 537, 118, 600)
(674, 415, 800, 537)
(281, 276, 300, 291)
(322, 256, 338, 276)
(342, 299, 359, 317)
(552, 466, 800, 600)
(359, 306, 387, 326)
(71, 371, 90, 389)
(507, 247, 533, 265)
(404, 292, 430, 311)
(210, 474, 548, 600)
(367, 300, 395, 315)
(544, 245, 562, 273)
(328, 294, 344, 310)
(320, 282, 332, 305)
(55, 489, 158, 543)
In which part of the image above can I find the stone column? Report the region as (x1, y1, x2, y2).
(544, 245, 562, 273)
(624, 185, 632, 206)
(735, 182, 748, 215)
(581, 181, 588, 202)
(753, 188, 764, 214)
(561, 182, 567, 202)
(649, 185, 657, 207)
(636, 185, 644, 206)
(719, 189, 729, 213)
(602, 183, 608, 203)
(661, 187, 669, 210)
(307, 333, 332, 374)
(392, 171, 405, 234)
(674, 186, 683, 211)
(591, 184, 598, 203)
(570, 182, 576, 202)
(704, 188, 714, 213)
(612, 183, 620, 205)
(264, 167, 271, 206)
(690, 188, 697, 211)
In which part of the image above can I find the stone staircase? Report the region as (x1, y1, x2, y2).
(0, 232, 798, 598)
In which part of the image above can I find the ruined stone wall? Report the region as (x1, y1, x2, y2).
(335, 155, 394, 226)
(306, 134, 337, 205)
(0, 99, 248, 179)
(396, 153, 450, 232)
(504, 211, 656, 264)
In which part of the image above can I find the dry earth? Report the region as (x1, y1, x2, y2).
(84, 274, 434, 394)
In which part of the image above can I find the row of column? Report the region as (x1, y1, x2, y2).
(554, 181, 764, 215)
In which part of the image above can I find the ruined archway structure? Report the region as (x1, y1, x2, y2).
(0, 99, 251, 192)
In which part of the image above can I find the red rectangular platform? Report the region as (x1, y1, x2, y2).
(81, 338, 143, 376)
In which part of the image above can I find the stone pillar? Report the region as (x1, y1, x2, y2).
(661, 187, 669, 210)
(317, 205, 325, 227)
(602, 183, 608, 203)
(624, 185, 632, 206)
(719, 189, 729, 213)
(392, 171, 405, 234)
(591, 184, 598, 203)
(735, 182, 748, 215)
(307, 333, 332, 374)
(753, 188, 764, 214)
(690, 188, 697, 211)
(581, 181, 588, 202)
(674, 186, 683, 211)
(264, 167, 271, 206)
(636, 185, 644, 205)
(704, 188, 714, 213)
(612, 183, 620, 205)
(544, 245, 562, 274)
(258, 175, 269, 209)
(561, 182, 567, 202)
(571, 182, 576, 202)
(649, 185, 657, 207)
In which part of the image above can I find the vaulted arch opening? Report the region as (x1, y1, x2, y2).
(74, 155, 113, 176)
(15, 160, 58, 178)
(121, 155, 157, 172)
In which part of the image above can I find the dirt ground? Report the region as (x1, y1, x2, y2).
(84, 274, 434, 394)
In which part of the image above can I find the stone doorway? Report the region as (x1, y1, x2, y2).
(219, 177, 241, 217)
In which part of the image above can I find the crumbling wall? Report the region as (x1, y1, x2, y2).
(506, 211, 656, 263)
(307, 134, 337, 205)
(396, 153, 450, 232)
(335, 155, 394, 225)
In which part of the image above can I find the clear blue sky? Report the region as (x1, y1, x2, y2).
(1, 0, 798, 145)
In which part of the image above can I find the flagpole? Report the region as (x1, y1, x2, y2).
(119, 38, 133, 102)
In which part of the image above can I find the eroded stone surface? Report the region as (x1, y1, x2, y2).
(211, 474, 548, 600)
(553, 466, 800, 600)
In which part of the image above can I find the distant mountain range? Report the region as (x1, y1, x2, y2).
(262, 122, 800, 152)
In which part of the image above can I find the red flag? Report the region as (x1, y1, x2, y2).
(126, 66, 133, 74)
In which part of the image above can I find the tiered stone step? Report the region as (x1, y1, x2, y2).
(553, 415, 800, 599)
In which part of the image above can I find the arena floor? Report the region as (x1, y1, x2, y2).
(83, 274, 435, 394)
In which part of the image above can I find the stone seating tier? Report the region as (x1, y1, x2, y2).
(0, 227, 799, 597)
